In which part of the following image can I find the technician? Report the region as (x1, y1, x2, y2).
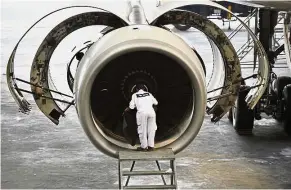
(127, 84, 158, 151)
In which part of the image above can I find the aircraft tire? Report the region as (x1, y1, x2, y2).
(174, 24, 191, 31)
(228, 108, 233, 123)
(273, 76, 291, 122)
(283, 84, 291, 135)
(273, 76, 291, 99)
(232, 86, 254, 135)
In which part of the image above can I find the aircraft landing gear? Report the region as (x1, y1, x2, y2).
(228, 9, 291, 137)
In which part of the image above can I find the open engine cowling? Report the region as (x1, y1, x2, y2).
(74, 25, 206, 158)
(6, 1, 270, 159)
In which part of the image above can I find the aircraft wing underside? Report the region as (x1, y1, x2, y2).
(219, 0, 291, 11)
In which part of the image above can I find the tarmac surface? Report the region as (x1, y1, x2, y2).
(2, 91, 291, 189)
(1, 1, 291, 189)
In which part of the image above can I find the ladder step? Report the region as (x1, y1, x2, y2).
(124, 185, 176, 189)
(123, 170, 173, 176)
(119, 148, 175, 161)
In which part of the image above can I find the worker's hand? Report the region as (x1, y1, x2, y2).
(125, 107, 130, 112)
(153, 105, 158, 112)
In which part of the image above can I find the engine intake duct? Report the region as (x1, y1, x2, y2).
(74, 25, 206, 158)
(91, 50, 193, 143)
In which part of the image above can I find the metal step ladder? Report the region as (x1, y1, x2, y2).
(118, 148, 177, 189)
(227, 9, 258, 62)
(273, 14, 285, 49)
(237, 38, 254, 61)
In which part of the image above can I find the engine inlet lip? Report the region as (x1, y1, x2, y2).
(76, 38, 206, 158)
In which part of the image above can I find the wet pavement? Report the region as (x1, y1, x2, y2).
(2, 78, 291, 189)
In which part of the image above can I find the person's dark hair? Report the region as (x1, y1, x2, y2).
(136, 84, 146, 91)
(76, 52, 84, 61)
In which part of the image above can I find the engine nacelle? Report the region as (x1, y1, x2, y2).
(74, 25, 206, 158)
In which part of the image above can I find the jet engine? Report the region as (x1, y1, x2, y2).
(6, 0, 269, 158)
(74, 25, 206, 157)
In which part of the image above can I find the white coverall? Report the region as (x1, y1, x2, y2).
(129, 89, 158, 148)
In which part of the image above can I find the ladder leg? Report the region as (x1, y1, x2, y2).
(155, 160, 166, 185)
(170, 160, 174, 185)
(172, 160, 178, 187)
(118, 160, 122, 189)
(125, 161, 135, 187)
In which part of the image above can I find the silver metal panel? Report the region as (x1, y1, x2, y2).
(152, 10, 241, 121)
(6, 47, 32, 114)
(6, 6, 129, 124)
(30, 12, 126, 124)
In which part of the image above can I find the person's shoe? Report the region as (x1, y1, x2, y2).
(130, 139, 137, 147)
(147, 147, 154, 151)
(136, 147, 147, 151)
